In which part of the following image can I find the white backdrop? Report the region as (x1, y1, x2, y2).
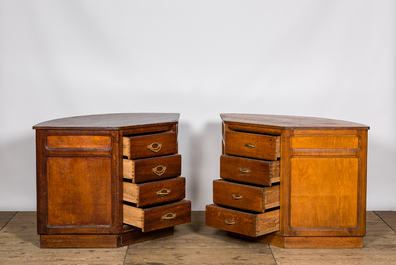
(0, 0, 395, 211)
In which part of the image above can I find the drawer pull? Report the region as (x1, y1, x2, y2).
(238, 168, 250, 174)
(225, 219, 235, 225)
(244, 143, 255, 149)
(162, 213, 176, 220)
(148, 142, 162, 153)
(232, 194, 243, 200)
(157, 188, 171, 196)
(152, 165, 167, 176)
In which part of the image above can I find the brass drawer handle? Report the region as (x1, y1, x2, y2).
(157, 188, 171, 196)
(153, 165, 166, 176)
(232, 194, 243, 200)
(225, 219, 235, 225)
(239, 168, 250, 174)
(244, 143, 255, 149)
(148, 142, 162, 153)
(162, 213, 176, 220)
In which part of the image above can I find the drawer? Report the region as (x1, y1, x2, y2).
(213, 179, 279, 212)
(123, 154, 181, 183)
(224, 131, 280, 161)
(124, 177, 185, 208)
(123, 200, 191, 232)
(123, 132, 177, 159)
(206, 204, 279, 237)
(220, 155, 280, 186)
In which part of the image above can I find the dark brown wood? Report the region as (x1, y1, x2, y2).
(123, 154, 182, 183)
(124, 177, 186, 207)
(224, 131, 280, 161)
(220, 155, 280, 186)
(213, 179, 279, 212)
(34, 113, 190, 248)
(123, 132, 178, 159)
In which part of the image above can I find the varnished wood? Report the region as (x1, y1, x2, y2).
(123, 132, 178, 159)
(123, 154, 182, 183)
(220, 155, 280, 186)
(123, 177, 186, 207)
(213, 179, 279, 212)
(123, 200, 191, 232)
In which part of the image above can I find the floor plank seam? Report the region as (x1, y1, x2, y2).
(374, 211, 396, 233)
(0, 211, 18, 232)
(122, 245, 129, 265)
(268, 245, 278, 265)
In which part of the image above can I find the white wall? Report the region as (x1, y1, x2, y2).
(0, 0, 395, 211)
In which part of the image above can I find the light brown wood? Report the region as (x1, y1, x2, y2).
(213, 179, 279, 212)
(291, 135, 359, 149)
(47, 135, 112, 149)
(220, 155, 280, 186)
(206, 204, 280, 237)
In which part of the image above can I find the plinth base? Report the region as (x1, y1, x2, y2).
(40, 227, 174, 248)
(228, 232, 363, 248)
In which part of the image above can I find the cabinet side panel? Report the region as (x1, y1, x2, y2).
(290, 157, 358, 229)
(47, 157, 112, 226)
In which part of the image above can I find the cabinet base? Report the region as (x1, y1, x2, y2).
(40, 227, 174, 248)
(228, 232, 363, 248)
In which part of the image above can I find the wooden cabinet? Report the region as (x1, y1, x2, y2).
(206, 114, 369, 248)
(34, 113, 191, 248)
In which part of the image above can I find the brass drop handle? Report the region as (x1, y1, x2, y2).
(244, 143, 255, 149)
(148, 142, 162, 153)
(225, 219, 235, 225)
(152, 165, 166, 176)
(232, 194, 243, 200)
(162, 213, 176, 220)
(157, 188, 171, 196)
(238, 168, 250, 174)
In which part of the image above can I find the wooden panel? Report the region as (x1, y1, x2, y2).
(291, 136, 359, 149)
(47, 135, 111, 149)
(205, 204, 280, 237)
(47, 157, 112, 227)
(40, 234, 119, 248)
(123, 154, 181, 183)
(123, 200, 191, 232)
(213, 180, 279, 212)
(123, 177, 186, 207)
(123, 132, 177, 159)
(224, 131, 280, 161)
(290, 157, 359, 229)
(220, 155, 280, 186)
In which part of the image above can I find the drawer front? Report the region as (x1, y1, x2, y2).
(124, 177, 186, 208)
(123, 154, 182, 183)
(224, 131, 280, 161)
(213, 180, 279, 212)
(123, 200, 191, 233)
(220, 155, 280, 186)
(205, 204, 279, 237)
(123, 132, 177, 159)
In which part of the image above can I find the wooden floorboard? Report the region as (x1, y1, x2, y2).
(375, 211, 396, 232)
(0, 211, 395, 264)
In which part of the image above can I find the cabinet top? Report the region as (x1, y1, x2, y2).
(33, 113, 180, 130)
(221, 113, 369, 130)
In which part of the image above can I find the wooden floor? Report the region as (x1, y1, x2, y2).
(0, 211, 395, 264)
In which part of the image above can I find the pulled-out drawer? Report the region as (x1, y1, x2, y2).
(220, 155, 280, 186)
(224, 131, 280, 161)
(205, 204, 279, 237)
(123, 200, 191, 233)
(124, 177, 185, 208)
(123, 132, 177, 159)
(123, 154, 181, 183)
(213, 179, 279, 212)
